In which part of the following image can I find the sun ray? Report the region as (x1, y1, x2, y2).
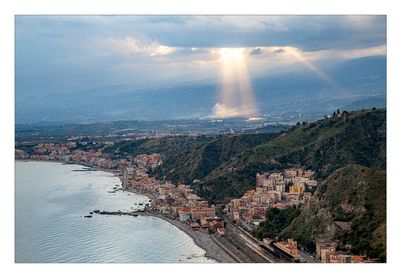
(213, 48, 258, 118)
(286, 47, 348, 97)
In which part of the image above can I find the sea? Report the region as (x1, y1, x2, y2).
(15, 161, 214, 263)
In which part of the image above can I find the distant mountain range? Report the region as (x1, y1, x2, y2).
(16, 56, 386, 124)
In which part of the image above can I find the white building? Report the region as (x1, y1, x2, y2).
(178, 208, 191, 222)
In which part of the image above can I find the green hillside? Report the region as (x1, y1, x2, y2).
(104, 135, 210, 158)
(103, 132, 280, 186)
(104, 108, 386, 205)
(199, 109, 386, 203)
(151, 133, 279, 183)
(280, 164, 386, 261)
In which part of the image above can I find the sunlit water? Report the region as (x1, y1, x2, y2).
(15, 161, 214, 263)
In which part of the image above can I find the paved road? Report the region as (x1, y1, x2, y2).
(298, 250, 319, 263)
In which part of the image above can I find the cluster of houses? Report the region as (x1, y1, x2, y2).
(133, 153, 162, 170)
(123, 158, 224, 234)
(16, 141, 117, 169)
(227, 168, 318, 230)
(316, 240, 379, 263)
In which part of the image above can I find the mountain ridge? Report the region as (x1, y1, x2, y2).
(16, 56, 386, 123)
(196, 108, 386, 203)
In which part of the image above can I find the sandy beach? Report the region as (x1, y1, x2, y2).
(123, 187, 238, 263)
(143, 212, 238, 263)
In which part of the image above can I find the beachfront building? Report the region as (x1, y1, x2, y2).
(178, 207, 191, 222)
(190, 207, 216, 220)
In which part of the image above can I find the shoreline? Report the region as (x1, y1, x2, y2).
(16, 159, 237, 263)
(141, 212, 237, 263)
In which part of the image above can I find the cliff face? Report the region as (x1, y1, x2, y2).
(280, 164, 386, 261)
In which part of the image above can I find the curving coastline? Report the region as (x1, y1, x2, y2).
(141, 212, 237, 263)
(16, 159, 236, 263)
(90, 164, 237, 263)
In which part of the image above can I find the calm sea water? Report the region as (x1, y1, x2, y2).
(15, 161, 213, 263)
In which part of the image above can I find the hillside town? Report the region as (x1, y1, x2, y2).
(227, 168, 317, 231)
(15, 140, 376, 263)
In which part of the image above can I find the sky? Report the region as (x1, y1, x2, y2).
(15, 15, 386, 100)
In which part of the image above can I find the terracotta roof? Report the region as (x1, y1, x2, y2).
(179, 207, 190, 213)
(352, 256, 367, 262)
(272, 203, 289, 208)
